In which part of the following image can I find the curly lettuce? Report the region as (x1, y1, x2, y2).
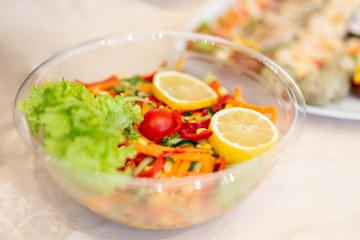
(17, 80, 143, 178)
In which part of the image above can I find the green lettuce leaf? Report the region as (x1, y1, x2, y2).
(17, 80, 143, 192)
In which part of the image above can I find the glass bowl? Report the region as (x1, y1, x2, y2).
(14, 31, 306, 230)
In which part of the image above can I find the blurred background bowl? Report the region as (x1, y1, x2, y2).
(14, 31, 306, 230)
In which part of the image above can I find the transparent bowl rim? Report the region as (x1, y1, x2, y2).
(14, 30, 306, 187)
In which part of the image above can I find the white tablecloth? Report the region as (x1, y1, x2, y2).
(1, 1, 360, 239)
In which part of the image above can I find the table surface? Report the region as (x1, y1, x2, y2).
(1, 1, 360, 239)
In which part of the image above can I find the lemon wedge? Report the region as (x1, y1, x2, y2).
(152, 71, 218, 110)
(208, 107, 279, 163)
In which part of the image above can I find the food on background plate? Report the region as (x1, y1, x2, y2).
(194, 0, 360, 105)
(349, 39, 360, 97)
(352, 66, 360, 97)
(17, 61, 279, 180)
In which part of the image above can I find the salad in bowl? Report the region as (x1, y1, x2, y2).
(14, 31, 305, 229)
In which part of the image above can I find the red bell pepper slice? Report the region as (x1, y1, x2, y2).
(211, 94, 231, 113)
(133, 153, 147, 165)
(138, 156, 166, 178)
(141, 71, 156, 82)
(178, 118, 212, 141)
(120, 138, 130, 147)
(181, 119, 211, 132)
(201, 94, 230, 116)
(117, 166, 126, 172)
(179, 128, 212, 141)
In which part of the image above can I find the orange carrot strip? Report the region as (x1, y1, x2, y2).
(209, 79, 220, 94)
(88, 79, 121, 93)
(134, 142, 214, 159)
(225, 98, 243, 107)
(200, 155, 215, 173)
(241, 102, 265, 113)
(176, 161, 191, 177)
(241, 103, 277, 123)
(175, 54, 185, 71)
(171, 152, 202, 161)
(141, 102, 151, 115)
(167, 159, 182, 177)
(139, 83, 152, 94)
(262, 106, 277, 123)
(143, 143, 213, 154)
(270, 110, 277, 124)
(171, 152, 216, 163)
(174, 147, 213, 155)
(134, 144, 164, 157)
(233, 85, 242, 99)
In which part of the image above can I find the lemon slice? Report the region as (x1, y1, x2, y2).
(152, 71, 218, 110)
(208, 107, 279, 163)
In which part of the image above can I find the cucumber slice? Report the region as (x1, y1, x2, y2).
(173, 139, 196, 147)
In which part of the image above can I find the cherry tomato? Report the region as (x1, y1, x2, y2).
(139, 108, 176, 140)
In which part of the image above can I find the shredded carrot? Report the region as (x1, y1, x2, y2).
(134, 143, 164, 157)
(141, 102, 151, 115)
(135, 143, 213, 158)
(182, 147, 213, 154)
(175, 54, 185, 71)
(263, 106, 277, 123)
(225, 98, 243, 107)
(209, 79, 220, 94)
(270, 111, 277, 124)
(233, 85, 242, 100)
(241, 103, 277, 123)
(200, 155, 215, 173)
(172, 152, 203, 161)
(139, 83, 152, 94)
(88, 79, 121, 93)
(241, 102, 265, 113)
(167, 159, 182, 177)
(149, 143, 212, 154)
(176, 161, 191, 177)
